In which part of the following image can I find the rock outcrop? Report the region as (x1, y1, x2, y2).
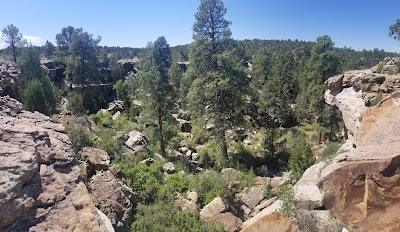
(0, 96, 111, 231)
(0, 57, 19, 98)
(321, 59, 400, 231)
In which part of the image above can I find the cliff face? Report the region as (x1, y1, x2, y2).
(320, 58, 400, 231)
(0, 96, 112, 232)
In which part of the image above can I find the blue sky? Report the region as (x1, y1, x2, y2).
(1, 0, 400, 52)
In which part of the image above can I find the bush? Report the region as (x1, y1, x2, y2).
(21, 76, 59, 115)
(21, 79, 48, 114)
(131, 201, 224, 232)
(119, 160, 164, 203)
(319, 141, 343, 161)
(288, 139, 314, 182)
(65, 125, 93, 153)
(370, 91, 383, 107)
(67, 91, 86, 115)
(89, 110, 113, 128)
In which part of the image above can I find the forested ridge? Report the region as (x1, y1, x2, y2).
(1, 0, 400, 231)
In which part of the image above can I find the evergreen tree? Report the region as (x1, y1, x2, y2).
(288, 139, 314, 182)
(43, 40, 56, 58)
(138, 36, 174, 156)
(187, 0, 248, 157)
(297, 35, 340, 120)
(2, 24, 27, 62)
(19, 45, 59, 115)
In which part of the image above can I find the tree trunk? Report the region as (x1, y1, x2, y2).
(158, 110, 166, 156)
(11, 43, 16, 63)
(218, 132, 228, 158)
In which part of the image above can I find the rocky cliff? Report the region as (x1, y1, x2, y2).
(0, 96, 115, 232)
(320, 58, 400, 231)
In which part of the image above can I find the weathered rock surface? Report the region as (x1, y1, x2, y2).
(294, 161, 327, 209)
(124, 130, 147, 154)
(163, 162, 176, 174)
(105, 100, 124, 115)
(321, 73, 400, 231)
(0, 96, 111, 231)
(215, 212, 243, 232)
(241, 199, 282, 229)
(241, 212, 300, 232)
(0, 58, 19, 98)
(88, 167, 134, 232)
(200, 197, 228, 221)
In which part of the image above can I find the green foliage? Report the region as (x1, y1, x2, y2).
(318, 141, 343, 161)
(18, 45, 44, 83)
(119, 160, 164, 203)
(277, 183, 298, 218)
(56, 26, 101, 86)
(67, 91, 86, 115)
(188, 169, 254, 206)
(370, 91, 383, 106)
(188, 170, 228, 206)
(288, 139, 314, 182)
(113, 79, 130, 108)
(93, 128, 123, 161)
(389, 19, 400, 41)
(21, 76, 59, 115)
(191, 122, 211, 145)
(43, 40, 56, 58)
(21, 79, 48, 114)
(138, 36, 174, 156)
(88, 110, 113, 128)
(65, 124, 93, 153)
(131, 201, 224, 232)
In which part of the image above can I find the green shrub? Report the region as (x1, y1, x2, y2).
(94, 136, 123, 161)
(157, 172, 189, 201)
(88, 110, 113, 128)
(288, 139, 314, 182)
(131, 201, 224, 232)
(21, 76, 59, 115)
(67, 91, 86, 115)
(319, 141, 343, 161)
(119, 160, 164, 203)
(277, 183, 298, 217)
(192, 123, 211, 145)
(188, 170, 228, 206)
(370, 91, 383, 107)
(21, 79, 48, 114)
(65, 125, 93, 153)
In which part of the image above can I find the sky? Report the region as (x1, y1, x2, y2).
(1, 0, 400, 52)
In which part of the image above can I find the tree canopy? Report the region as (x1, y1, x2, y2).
(2, 24, 27, 62)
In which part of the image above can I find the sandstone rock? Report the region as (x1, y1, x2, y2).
(80, 147, 111, 172)
(139, 158, 155, 166)
(241, 212, 300, 232)
(0, 97, 110, 231)
(125, 130, 147, 153)
(325, 74, 344, 93)
(175, 192, 198, 212)
(191, 152, 199, 161)
(200, 197, 227, 221)
(215, 212, 243, 232)
(242, 199, 282, 229)
(163, 162, 176, 174)
(239, 185, 267, 210)
(112, 111, 121, 120)
(88, 168, 134, 232)
(294, 161, 327, 209)
(253, 197, 277, 214)
(319, 92, 400, 231)
(0, 58, 19, 98)
(325, 87, 366, 143)
(106, 100, 124, 115)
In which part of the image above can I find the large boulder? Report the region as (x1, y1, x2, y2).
(163, 162, 176, 174)
(215, 212, 243, 232)
(200, 197, 228, 221)
(106, 100, 124, 115)
(294, 161, 327, 209)
(125, 130, 147, 154)
(241, 212, 300, 232)
(0, 96, 110, 231)
(88, 166, 134, 232)
(319, 91, 400, 231)
(0, 57, 19, 98)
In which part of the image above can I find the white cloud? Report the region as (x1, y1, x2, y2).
(0, 35, 44, 49)
(24, 35, 44, 46)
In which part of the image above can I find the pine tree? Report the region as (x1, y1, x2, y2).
(138, 36, 174, 156)
(187, 0, 248, 157)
